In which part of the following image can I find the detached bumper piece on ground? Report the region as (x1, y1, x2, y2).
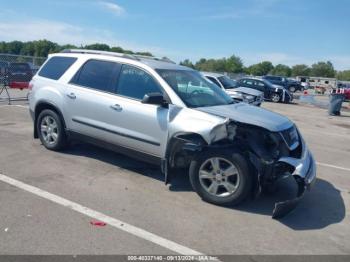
(272, 140, 316, 218)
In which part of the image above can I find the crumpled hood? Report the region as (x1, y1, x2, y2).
(226, 87, 263, 97)
(196, 103, 293, 132)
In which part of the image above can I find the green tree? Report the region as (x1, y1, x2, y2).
(83, 43, 110, 51)
(247, 61, 274, 76)
(6, 41, 24, 54)
(110, 46, 125, 53)
(60, 44, 78, 50)
(20, 41, 36, 56)
(180, 59, 195, 69)
(291, 64, 310, 76)
(337, 70, 350, 81)
(135, 51, 153, 56)
(193, 55, 243, 73)
(270, 64, 291, 77)
(310, 61, 335, 78)
(31, 40, 60, 57)
(225, 55, 243, 73)
(0, 40, 155, 59)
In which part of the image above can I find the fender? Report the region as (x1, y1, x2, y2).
(163, 132, 207, 185)
(33, 100, 67, 138)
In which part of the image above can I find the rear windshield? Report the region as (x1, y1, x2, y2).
(39, 56, 77, 80)
(10, 63, 30, 71)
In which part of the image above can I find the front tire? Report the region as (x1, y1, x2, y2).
(189, 150, 252, 206)
(37, 109, 67, 151)
(271, 93, 281, 103)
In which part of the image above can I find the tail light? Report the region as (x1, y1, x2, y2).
(28, 81, 34, 91)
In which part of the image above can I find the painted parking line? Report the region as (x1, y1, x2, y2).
(0, 173, 203, 256)
(317, 162, 350, 172)
(0, 104, 29, 108)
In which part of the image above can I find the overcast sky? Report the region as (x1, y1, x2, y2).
(0, 0, 349, 70)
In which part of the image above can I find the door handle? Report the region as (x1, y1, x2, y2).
(110, 104, 122, 112)
(66, 93, 76, 99)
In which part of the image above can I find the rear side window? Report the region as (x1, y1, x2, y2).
(71, 59, 121, 93)
(243, 79, 254, 86)
(39, 56, 77, 80)
(116, 64, 162, 100)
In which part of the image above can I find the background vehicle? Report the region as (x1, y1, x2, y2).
(28, 62, 41, 75)
(202, 72, 264, 106)
(344, 88, 350, 101)
(296, 76, 310, 90)
(0, 61, 9, 85)
(337, 82, 350, 100)
(8, 62, 33, 89)
(263, 75, 302, 93)
(29, 49, 316, 218)
(309, 77, 337, 94)
(237, 77, 293, 103)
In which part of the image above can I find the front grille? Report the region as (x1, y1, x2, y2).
(280, 126, 299, 150)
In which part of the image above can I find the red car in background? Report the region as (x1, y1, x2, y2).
(8, 62, 33, 89)
(337, 83, 350, 101)
(344, 88, 350, 100)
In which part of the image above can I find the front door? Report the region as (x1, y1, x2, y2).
(112, 64, 169, 157)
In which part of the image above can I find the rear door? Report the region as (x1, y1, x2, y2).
(64, 59, 125, 144)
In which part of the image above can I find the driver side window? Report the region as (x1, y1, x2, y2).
(256, 81, 265, 87)
(116, 64, 162, 100)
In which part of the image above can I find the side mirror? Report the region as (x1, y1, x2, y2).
(141, 92, 167, 106)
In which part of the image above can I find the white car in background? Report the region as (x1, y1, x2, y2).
(202, 72, 264, 106)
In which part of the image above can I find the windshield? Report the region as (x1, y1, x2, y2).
(218, 76, 237, 89)
(156, 69, 234, 108)
(261, 79, 275, 88)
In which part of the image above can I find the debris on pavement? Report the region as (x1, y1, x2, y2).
(90, 220, 107, 227)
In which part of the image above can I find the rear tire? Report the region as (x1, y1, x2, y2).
(289, 86, 296, 93)
(37, 109, 67, 151)
(189, 150, 252, 206)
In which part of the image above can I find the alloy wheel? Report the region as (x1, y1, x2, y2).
(198, 157, 240, 197)
(40, 116, 59, 145)
(271, 94, 280, 102)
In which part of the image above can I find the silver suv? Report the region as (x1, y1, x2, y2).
(29, 49, 316, 218)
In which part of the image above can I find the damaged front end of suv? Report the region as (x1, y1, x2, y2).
(232, 122, 316, 218)
(164, 103, 316, 219)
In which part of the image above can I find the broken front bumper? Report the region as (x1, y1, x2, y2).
(272, 140, 316, 219)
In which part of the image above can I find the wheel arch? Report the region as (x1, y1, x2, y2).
(166, 132, 208, 168)
(34, 100, 66, 138)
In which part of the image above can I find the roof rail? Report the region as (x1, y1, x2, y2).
(132, 54, 176, 64)
(60, 49, 175, 64)
(60, 49, 138, 60)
